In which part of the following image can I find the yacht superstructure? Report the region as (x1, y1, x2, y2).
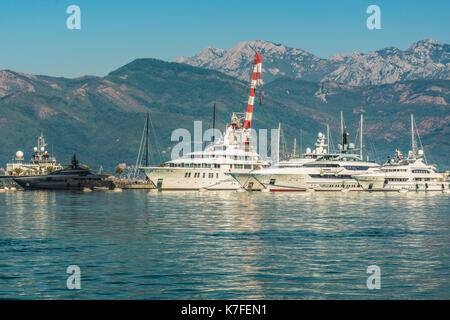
(5, 133, 63, 176)
(140, 52, 270, 190)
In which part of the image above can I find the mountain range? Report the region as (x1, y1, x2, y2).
(175, 39, 450, 86)
(0, 40, 449, 173)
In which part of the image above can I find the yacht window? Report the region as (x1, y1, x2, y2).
(344, 166, 369, 171)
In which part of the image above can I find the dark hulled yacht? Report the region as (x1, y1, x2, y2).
(13, 154, 115, 191)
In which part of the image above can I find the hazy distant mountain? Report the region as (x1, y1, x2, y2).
(0, 59, 449, 172)
(175, 39, 450, 86)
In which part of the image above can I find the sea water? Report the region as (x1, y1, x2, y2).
(0, 190, 448, 299)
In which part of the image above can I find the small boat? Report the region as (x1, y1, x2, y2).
(13, 154, 115, 191)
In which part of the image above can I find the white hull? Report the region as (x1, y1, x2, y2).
(142, 167, 245, 190)
(354, 175, 448, 192)
(231, 172, 365, 192)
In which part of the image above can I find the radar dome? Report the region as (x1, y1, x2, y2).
(34, 147, 38, 152)
(16, 151, 24, 160)
(318, 132, 323, 138)
(418, 149, 424, 155)
(40, 147, 45, 152)
(306, 148, 311, 154)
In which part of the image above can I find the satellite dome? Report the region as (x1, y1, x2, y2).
(306, 148, 311, 154)
(318, 132, 323, 138)
(34, 147, 38, 152)
(40, 147, 45, 152)
(16, 151, 24, 160)
(349, 143, 355, 149)
(418, 149, 424, 155)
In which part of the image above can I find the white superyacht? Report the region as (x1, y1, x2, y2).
(231, 114, 380, 191)
(5, 133, 63, 176)
(140, 52, 270, 190)
(353, 115, 448, 192)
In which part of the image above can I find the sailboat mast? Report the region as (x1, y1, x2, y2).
(293, 138, 296, 158)
(300, 129, 303, 155)
(326, 124, 330, 153)
(360, 114, 363, 159)
(340, 111, 344, 146)
(411, 114, 417, 156)
(212, 103, 216, 142)
(277, 122, 281, 164)
(145, 112, 149, 167)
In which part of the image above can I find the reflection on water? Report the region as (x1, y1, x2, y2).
(0, 190, 449, 299)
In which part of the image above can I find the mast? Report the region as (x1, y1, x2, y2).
(340, 111, 344, 146)
(211, 102, 216, 142)
(276, 122, 281, 164)
(360, 113, 363, 159)
(212, 103, 216, 140)
(300, 129, 303, 155)
(243, 52, 263, 130)
(145, 112, 149, 167)
(326, 124, 330, 153)
(293, 138, 297, 158)
(411, 114, 417, 156)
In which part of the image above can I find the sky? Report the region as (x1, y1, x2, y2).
(0, 0, 448, 78)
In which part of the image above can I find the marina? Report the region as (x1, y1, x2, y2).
(0, 0, 448, 306)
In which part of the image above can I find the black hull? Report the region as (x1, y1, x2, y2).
(13, 176, 115, 191)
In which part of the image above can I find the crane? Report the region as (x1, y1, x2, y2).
(243, 52, 263, 130)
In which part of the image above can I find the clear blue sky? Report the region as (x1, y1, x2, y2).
(0, 0, 448, 77)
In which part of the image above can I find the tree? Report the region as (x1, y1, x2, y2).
(46, 166, 55, 174)
(115, 167, 124, 182)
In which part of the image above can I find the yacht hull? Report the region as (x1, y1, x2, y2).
(354, 175, 448, 191)
(13, 175, 114, 191)
(142, 167, 244, 190)
(231, 172, 366, 192)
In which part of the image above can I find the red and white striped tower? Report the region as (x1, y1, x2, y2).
(243, 52, 263, 130)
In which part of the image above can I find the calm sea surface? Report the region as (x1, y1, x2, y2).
(0, 190, 448, 299)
